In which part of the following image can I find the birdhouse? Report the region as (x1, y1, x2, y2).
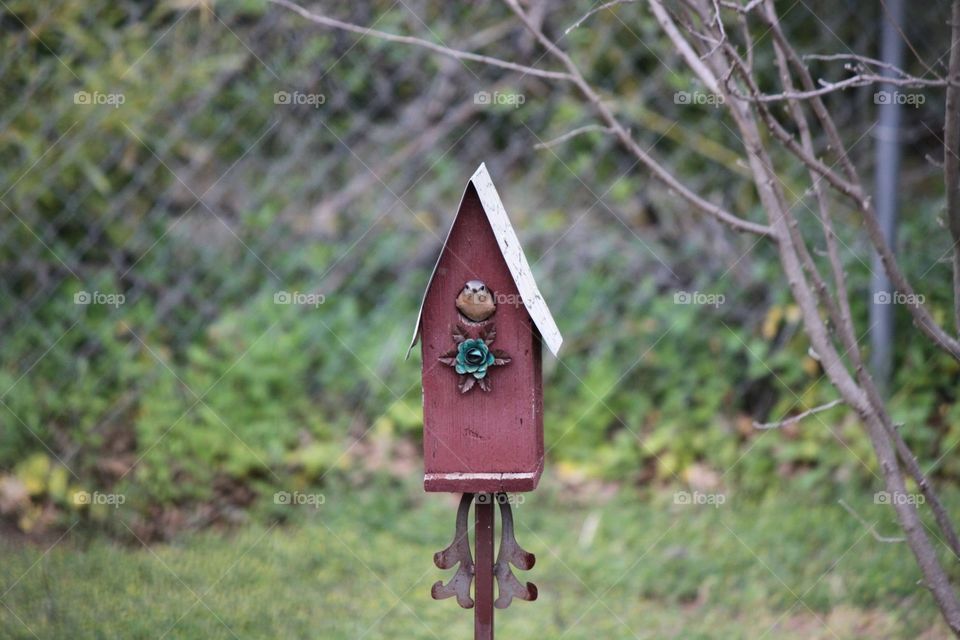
(408, 163, 562, 493)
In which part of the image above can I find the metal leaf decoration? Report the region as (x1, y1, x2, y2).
(493, 495, 537, 609)
(480, 324, 496, 345)
(431, 493, 475, 609)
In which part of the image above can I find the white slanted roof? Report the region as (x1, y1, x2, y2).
(406, 163, 563, 359)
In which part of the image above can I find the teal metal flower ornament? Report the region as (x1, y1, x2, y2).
(439, 323, 510, 393)
(456, 339, 494, 378)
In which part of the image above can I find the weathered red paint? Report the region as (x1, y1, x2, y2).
(420, 183, 544, 493)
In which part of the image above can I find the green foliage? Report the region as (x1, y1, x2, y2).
(0, 486, 950, 638)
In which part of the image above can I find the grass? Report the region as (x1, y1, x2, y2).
(0, 475, 953, 639)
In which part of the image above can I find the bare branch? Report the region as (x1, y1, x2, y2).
(838, 499, 906, 544)
(747, 72, 948, 103)
(718, 0, 765, 14)
(564, 0, 638, 35)
(803, 53, 944, 81)
(753, 399, 845, 430)
(758, 5, 960, 361)
(504, 0, 775, 237)
(269, 0, 773, 237)
(945, 0, 960, 333)
(649, 0, 721, 93)
(267, 0, 574, 82)
(761, 0, 861, 368)
(533, 125, 614, 150)
(879, 0, 941, 77)
(749, 0, 960, 562)
(887, 423, 960, 559)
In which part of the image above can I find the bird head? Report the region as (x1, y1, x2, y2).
(463, 280, 490, 301)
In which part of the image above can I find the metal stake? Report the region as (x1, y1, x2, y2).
(474, 493, 495, 640)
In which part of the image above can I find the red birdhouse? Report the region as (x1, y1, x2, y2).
(408, 163, 562, 494)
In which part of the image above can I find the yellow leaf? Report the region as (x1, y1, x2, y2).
(15, 453, 51, 496)
(762, 306, 783, 340)
(48, 466, 68, 501)
(785, 304, 802, 324)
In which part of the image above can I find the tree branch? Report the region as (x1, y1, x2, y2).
(838, 499, 906, 543)
(268, 0, 574, 81)
(945, 0, 960, 334)
(744, 72, 948, 103)
(270, 0, 774, 238)
(533, 124, 614, 150)
(564, 0, 638, 35)
(758, 6, 960, 361)
(503, 0, 775, 237)
(753, 399, 845, 430)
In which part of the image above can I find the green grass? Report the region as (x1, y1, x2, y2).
(0, 477, 952, 639)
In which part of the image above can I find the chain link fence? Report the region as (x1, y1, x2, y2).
(2, 0, 956, 534)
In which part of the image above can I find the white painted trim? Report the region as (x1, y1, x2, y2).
(424, 471, 538, 481)
(406, 162, 563, 359)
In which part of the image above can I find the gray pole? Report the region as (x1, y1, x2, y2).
(870, 0, 906, 395)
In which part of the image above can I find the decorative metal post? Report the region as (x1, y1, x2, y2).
(409, 164, 562, 638)
(474, 495, 495, 639)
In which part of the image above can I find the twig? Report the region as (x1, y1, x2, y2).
(838, 499, 905, 543)
(267, 0, 573, 82)
(879, 0, 940, 77)
(718, 0, 765, 14)
(753, 399, 845, 430)
(744, 73, 948, 103)
(565, 0, 638, 34)
(650, 0, 721, 93)
(533, 124, 614, 149)
(803, 52, 941, 81)
(700, 0, 727, 60)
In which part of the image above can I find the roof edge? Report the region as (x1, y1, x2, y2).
(405, 163, 563, 359)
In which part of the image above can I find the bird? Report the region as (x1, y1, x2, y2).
(456, 280, 496, 322)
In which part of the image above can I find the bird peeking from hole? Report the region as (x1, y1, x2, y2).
(456, 279, 496, 322)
